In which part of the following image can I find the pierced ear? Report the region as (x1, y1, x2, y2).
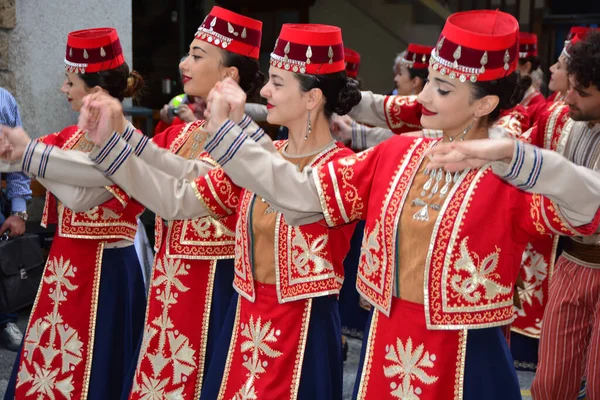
(475, 95, 499, 118)
(224, 66, 240, 81)
(91, 86, 109, 95)
(306, 87, 324, 111)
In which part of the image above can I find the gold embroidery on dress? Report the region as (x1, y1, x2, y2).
(191, 217, 227, 239)
(232, 316, 283, 399)
(132, 256, 197, 398)
(291, 228, 333, 276)
(17, 256, 84, 399)
(450, 237, 511, 303)
(360, 221, 381, 276)
(83, 206, 122, 221)
(383, 337, 439, 399)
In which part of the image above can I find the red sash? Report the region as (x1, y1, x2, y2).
(129, 241, 216, 399)
(218, 283, 312, 400)
(16, 238, 104, 399)
(355, 298, 467, 400)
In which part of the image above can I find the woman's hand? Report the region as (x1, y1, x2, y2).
(0, 126, 32, 162)
(426, 138, 515, 172)
(330, 114, 353, 144)
(177, 104, 196, 123)
(205, 84, 232, 134)
(79, 93, 127, 146)
(219, 78, 247, 124)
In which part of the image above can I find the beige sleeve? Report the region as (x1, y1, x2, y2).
(88, 115, 275, 221)
(125, 124, 215, 181)
(352, 121, 394, 151)
(204, 119, 324, 226)
(244, 103, 269, 122)
(37, 178, 113, 212)
(492, 140, 600, 227)
(21, 140, 113, 187)
(348, 91, 389, 128)
(89, 133, 211, 221)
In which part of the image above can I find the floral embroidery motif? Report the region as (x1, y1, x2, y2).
(360, 221, 382, 276)
(83, 206, 122, 221)
(383, 337, 439, 399)
(233, 316, 283, 399)
(450, 237, 511, 303)
(191, 217, 228, 239)
(517, 243, 548, 313)
(17, 257, 83, 399)
(133, 256, 197, 399)
(291, 228, 333, 276)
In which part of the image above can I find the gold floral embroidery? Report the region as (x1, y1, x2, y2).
(232, 316, 283, 399)
(360, 220, 382, 276)
(517, 243, 548, 311)
(83, 206, 122, 221)
(132, 256, 198, 398)
(17, 256, 84, 399)
(450, 237, 511, 303)
(291, 228, 333, 276)
(383, 337, 439, 399)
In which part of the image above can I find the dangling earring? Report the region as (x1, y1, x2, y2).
(305, 110, 312, 140)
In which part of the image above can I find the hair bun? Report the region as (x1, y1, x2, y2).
(122, 70, 145, 101)
(332, 78, 362, 116)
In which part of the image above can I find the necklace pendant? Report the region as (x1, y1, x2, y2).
(413, 204, 430, 222)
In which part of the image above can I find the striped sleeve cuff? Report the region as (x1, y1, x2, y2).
(204, 119, 248, 167)
(352, 121, 367, 151)
(121, 125, 150, 157)
(89, 131, 134, 176)
(242, 118, 267, 143)
(22, 140, 55, 178)
(492, 140, 543, 190)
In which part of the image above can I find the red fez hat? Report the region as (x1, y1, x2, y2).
(430, 10, 519, 83)
(519, 32, 538, 58)
(65, 28, 124, 74)
(195, 6, 262, 60)
(400, 43, 434, 70)
(270, 24, 345, 75)
(344, 47, 360, 78)
(568, 26, 591, 41)
(562, 27, 597, 60)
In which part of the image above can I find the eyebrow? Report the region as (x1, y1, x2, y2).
(191, 46, 207, 54)
(270, 73, 283, 80)
(433, 77, 456, 88)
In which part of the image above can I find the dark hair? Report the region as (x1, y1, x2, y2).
(408, 67, 428, 91)
(470, 72, 531, 123)
(294, 71, 362, 118)
(78, 62, 144, 102)
(567, 30, 600, 90)
(221, 51, 265, 102)
(518, 56, 541, 74)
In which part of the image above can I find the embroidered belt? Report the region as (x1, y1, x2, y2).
(563, 238, 600, 267)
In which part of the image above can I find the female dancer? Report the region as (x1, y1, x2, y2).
(189, 10, 600, 399)
(4, 28, 146, 400)
(64, 23, 362, 399)
(1, 7, 265, 399)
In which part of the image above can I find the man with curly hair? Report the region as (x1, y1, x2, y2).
(531, 30, 600, 400)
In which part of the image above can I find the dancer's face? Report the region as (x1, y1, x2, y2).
(179, 39, 237, 99)
(394, 64, 421, 96)
(417, 67, 498, 133)
(260, 66, 314, 127)
(61, 71, 93, 112)
(548, 56, 569, 94)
